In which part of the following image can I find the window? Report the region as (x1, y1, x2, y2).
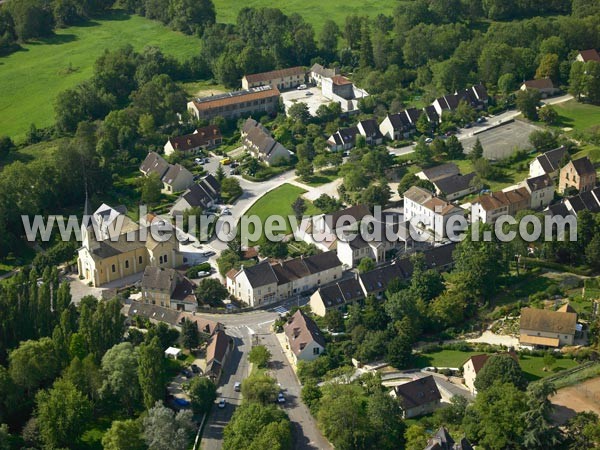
(164, 254, 168, 263)
(125, 260, 129, 269)
(139, 256, 143, 264)
(313, 347, 320, 355)
(111, 264, 116, 273)
(159, 256, 163, 264)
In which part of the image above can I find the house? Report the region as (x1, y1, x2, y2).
(576, 49, 600, 63)
(141, 266, 197, 312)
(379, 110, 419, 141)
(519, 307, 577, 348)
(321, 75, 369, 113)
(309, 277, 365, 317)
(403, 186, 465, 239)
(391, 376, 442, 419)
(139, 152, 194, 194)
(309, 63, 340, 86)
(205, 330, 232, 381)
(521, 174, 554, 209)
(283, 310, 326, 363)
(558, 156, 597, 194)
(545, 186, 600, 218)
(241, 118, 290, 165)
(416, 163, 460, 182)
(77, 202, 181, 287)
(187, 86, 280, 120)
(126, 301, 183, 328)
(520, 79, 559, 97)
(430, 84, 489, 119)
(470, 187, 531, 224)
(226, 252, 343, 307)
(242, 66, 306, 90)
(327, 126, 359, 151)
(462, 354, 489, 395)
(163, 125, 222, 156)
(433, 173, 479, 201)
(425, 427, 474, 450)
(423, 105, 440, 124)
(160, 163, 194, 194)
(529, 146, 569, 179)
(170, 174, 220, 216)
(358, 260, 411, 297)
(356, 119, 384, 145)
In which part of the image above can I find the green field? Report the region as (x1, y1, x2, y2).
(554, 100, 600, 132)
(212, 0, 398, 31)
(0, 11, 201, 141)
(243, 183, 319, 241)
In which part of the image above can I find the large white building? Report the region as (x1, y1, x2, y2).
(403, 186, 464, 239)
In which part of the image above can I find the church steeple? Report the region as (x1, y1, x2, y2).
(81, 189, 99, 251)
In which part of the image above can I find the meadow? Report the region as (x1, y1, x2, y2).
(211, 0, 398, 31)
(0, 11, 201, 141)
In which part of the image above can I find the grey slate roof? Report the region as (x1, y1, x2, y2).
(284, 309, 326, 356)
(534, 146, 568, 174)
(140, 152, 169, 178)
(242, 261, 279, 288)
(434, 172, 477, 195)
(317, 278, 365, 310)
(142, 266, 177, 292)
(128, 301, 181, 326)
(421, 163, 460, 181)
(571, 156, 596, 176)
(394, 375, 441, 410)
(162, 164, 192, 186)
(525, 173, 553, 191)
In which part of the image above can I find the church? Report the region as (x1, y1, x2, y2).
(77, 201, 181, 287)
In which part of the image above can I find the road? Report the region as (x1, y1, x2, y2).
(201, 297, 332, 450)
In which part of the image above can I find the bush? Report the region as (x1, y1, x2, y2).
(185, 263, 211, 278)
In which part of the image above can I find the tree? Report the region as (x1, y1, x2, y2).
(188, 377, 217, 416)
(357, 257, 376, 273)
(143, 401, 195, 450)
(221, 177, 242, 202)
(516, 89, 541, 120)
(324, 309, 344, 333)
(405, 424, 428, 450)
(223, 402, 291, 450)
(469, 137, 484, 160)
(180, 319, 200, 351)
(586, 235, 600, 270)
(413, 137, 433, 167)
(287, 102, 310, 124)
(99, 342, 141, 415)
(9, 337, 60, 394)
(0, 136, 15, 158)
(215, 165, 226, 182)
(359, 183, 391, 208)
(474, 354, 527, 392)
(416, 112, 431, 134)
(542, 352, 556, 371)
(445, 135, 464, 159)
(141, 173, 163, 204)
(36, 378, 92, 449)
(529, 130, 558, 152)
(241, 373, 278, 404)
(314, 194, 342, 214)
(248, 345, 272, 368)
(301, 379, 322, 414)
(167, 0, 215, 35)
(6, 0, 53, 40)
(291, 197, 307, 221)
(535, 54, 560, 82)
(565, 412, 600, 449)
(138, 337, 166, 410)
(102, 419, 146, 450)
(522, 380, 562, 449)
(569, 61, 588, 101)
(196, 278, 228, 306)
(259, 240, 288, 259)
(538, 105, 558, 124)
(319, 19, 339, 54)
(498, 73, 516, 96)
(296, 158, 314, 181)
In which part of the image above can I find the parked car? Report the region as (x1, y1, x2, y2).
(464, 123, 472, 129)
(220, 157, 231, 165)
(191, 364, 200, 373)
(202, 251, 216, 257)
(425, 137, 433, 143)
(305, 91, 313, 96)
(194, 157, 203, 164)
(218, 399, 226, 408)
(230, 162, 239, 168)
(197, 271, 210, 278)
(277, 393, 286, 404)
(234, 382, 241, 392)
(297, 84, 307, 90)
(229, 169, 239, 175)
(476, 116, 487, 124)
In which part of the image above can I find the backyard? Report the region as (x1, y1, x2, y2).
(0, 10, 201, 141)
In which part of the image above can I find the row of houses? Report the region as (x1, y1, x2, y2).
(240, 118, 291, 165)
(328, 83, 488, 151)
(170, 173, 221, 216)
(140, 152, 194, 194)
(164, 125, 222, 156)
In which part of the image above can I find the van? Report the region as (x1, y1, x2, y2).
(220, 158, 231, 165)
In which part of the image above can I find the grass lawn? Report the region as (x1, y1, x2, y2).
(180, 79, 227, 98)
(573, 144, 600, 164)
(243, 183, 319, 243)
(211, 0, 400, 31)
(451, 158, 530, 192)
(553, 100, 600, 132)
(0, 10, 201, 142)
(300, 168, 340, 187)
(519, 354, 579, 382)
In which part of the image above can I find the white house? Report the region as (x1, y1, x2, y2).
(529, 146, 569, 179)
(283, 309, 326, 363)
(471, 187, 531, 224)
(521, 174, 554, 209)
(403, 186, 464, 239)
(241, 118, 290, 165)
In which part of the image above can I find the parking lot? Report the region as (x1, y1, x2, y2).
(461, 120, 541, 160)
(281, 86, 332, 116)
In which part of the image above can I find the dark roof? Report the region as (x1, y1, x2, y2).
(332, 126, 359, 145)
(434, 172, 477, 196)
(387, 113, 411, 130)
(471, 83, 488, 101)
(171, 277, 196, 304)
(140, 152, 169, 178)
(358, 119, 384, 139)
(284, 310, 326, 356)
(325, 204, 371, 229)
(178, 313, 221, 336)
(162, 164, 191, 186)
(241, 261, 279, 287)
(523, 78, 555, 90)
(168, 125, 221, 151)
(359, 262, 410, 294)
(244, 66, 305, 83)
(181, 183, 214, 209)
(422, 242, 458, 269)
(304, 251, 342, 273)
(520, 307, 577, 335)
(525, 173, 553, 191)
(142, 266, 177, 292)
(421, 163, 460, 181)
(425, 427, 455, 450)
(464, 354, 490, 374)
(535, 146, 568, 174)
(424, 105, 439, 122)
(202, 174, 220, 195)
(405, 108, 422, 123)
(578, 49, 600, 62)
(546, 201, 571, 217)
(579, 190, 600, 213)
(394, 376, 441, 410)
(206, 330, 230, 368)
(127, 301, 181, 326)
(567, 195, 586, 213)
(317, 278, 365, 309)
(570, 156, 596, 176)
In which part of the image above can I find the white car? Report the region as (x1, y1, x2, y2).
(197, 271, 210, 278)
(192, 241, 202, 249)
(425, 137, 433, 143)
(297, 84, 307, 90)
(277, 393, 286, 404)
(218, 399, 226, 408)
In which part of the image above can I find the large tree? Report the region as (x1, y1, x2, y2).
(223, 402, 291, 450)
(188, 376, 217, 416)
(99, 342, 141, 414)
(143, 401, 195, 450)
(102, 419, 146, 450)
(474, 354, 527, 392)
(137, 337, 166, 410)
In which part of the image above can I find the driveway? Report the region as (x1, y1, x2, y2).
(466, 330, 520, 348)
